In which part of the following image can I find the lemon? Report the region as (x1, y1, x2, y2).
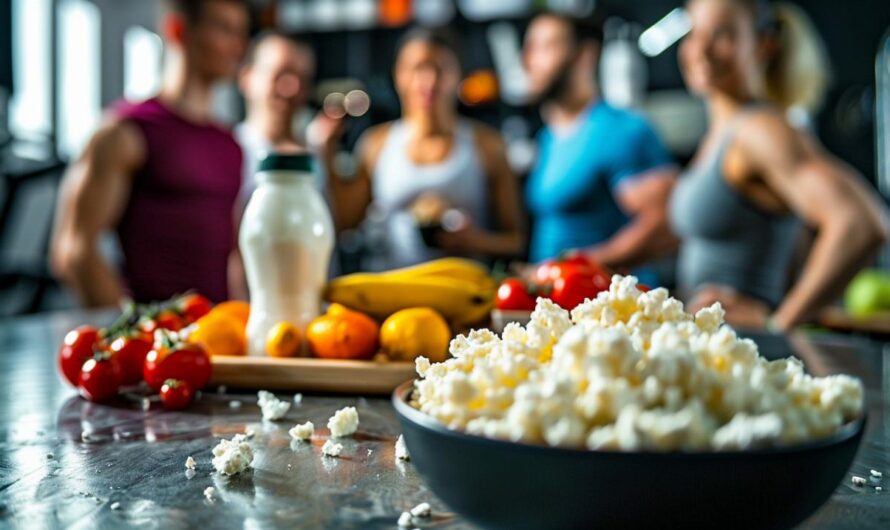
(380, 307, 451, 362)
(266, 321, 302, 358)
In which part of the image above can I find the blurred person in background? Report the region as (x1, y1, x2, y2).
(321, 28, 524, 269)
(670, 0, 888, 330)
(51, 0, 249, 306)
(236, 31, 318, 200)
(523, 13, 679, 286)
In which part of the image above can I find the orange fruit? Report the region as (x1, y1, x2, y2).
(307, 305, 379, 360)
(266, 321, 302, 358)
(188, 312, 247, 356)
(210, 301, 250, 328)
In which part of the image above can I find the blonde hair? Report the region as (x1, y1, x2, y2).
(763, 2, 831, 112)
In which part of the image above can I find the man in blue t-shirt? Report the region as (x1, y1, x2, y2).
(523, 13, 678, 285)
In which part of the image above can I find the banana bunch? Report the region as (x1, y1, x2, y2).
(324, 258, 496, 325)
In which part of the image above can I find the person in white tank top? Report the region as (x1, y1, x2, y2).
(318, 28, 525, 269)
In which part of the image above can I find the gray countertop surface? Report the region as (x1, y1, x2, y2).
(0, 309, 888, 529)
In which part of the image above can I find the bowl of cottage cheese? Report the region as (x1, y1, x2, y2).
(392, 275, 865, 530)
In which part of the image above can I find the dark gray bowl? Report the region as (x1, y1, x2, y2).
(393, 381, 865, 530)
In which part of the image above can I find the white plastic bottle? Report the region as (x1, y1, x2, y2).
(240, 153, 334, 356)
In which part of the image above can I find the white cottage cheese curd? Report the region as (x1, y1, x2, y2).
(411, 275, 863, 451)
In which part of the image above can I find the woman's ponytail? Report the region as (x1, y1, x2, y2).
(762, 2, 832, 113)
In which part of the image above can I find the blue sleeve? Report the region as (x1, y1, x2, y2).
(607, 118, 674, 190)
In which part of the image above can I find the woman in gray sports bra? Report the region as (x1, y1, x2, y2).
(669, 0, 887, 331)
(320, 29, 525, 270)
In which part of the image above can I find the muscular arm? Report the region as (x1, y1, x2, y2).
(50, 119, 145, 307)
(320, 120, 387, 231)
(584, 169, 679, 269)
(462, 125, 525, 258)
(738, 112, 889, 329)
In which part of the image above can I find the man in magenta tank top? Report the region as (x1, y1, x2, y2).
(51, 0, 249, 305)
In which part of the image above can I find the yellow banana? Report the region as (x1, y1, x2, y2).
(383, 257, 494, 288)
(324, 273, 493, 325)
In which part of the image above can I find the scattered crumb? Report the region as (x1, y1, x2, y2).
(877, 486, 883, 492)
(289, 421, 314, 441)
(321, 439, 343, 458)
(397, 511, 413, 528)
(410, 502, 431, 518)
(141, 398, 151, 411)
(204, 486, 216, 501)
(395, 435, 410, 461)
(185, 456, 196, 470)
(257, 390, 291, 421)
(327, 406, 359, 438)
(293, 393, 303, 405)
(367, 448, 373, 457)
(229, 400, 242, 409)
(870, 469, 883, 479)
(852, 476, 867, 487)
(211, 435, 254, 475)
(110, 502, 121, 510)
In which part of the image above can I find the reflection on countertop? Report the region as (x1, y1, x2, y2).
(0, 308, 888, 529)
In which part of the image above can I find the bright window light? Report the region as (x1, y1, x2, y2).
(57, 0, 101, 158)
(9, 0, 52, 141)
(124, 25, 163, 102)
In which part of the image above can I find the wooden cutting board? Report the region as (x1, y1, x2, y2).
(817, 306, 890, 336)
(208, 356, 416, 395)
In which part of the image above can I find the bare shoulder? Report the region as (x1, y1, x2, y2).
(357, 121, 394, 165)
(82, 114, 146, 170)
(735, 108, 809, 161)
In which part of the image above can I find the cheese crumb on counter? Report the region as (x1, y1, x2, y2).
(289, 421, 314, 441)
(211, 434, 254, 475)
(852, 476, 867, 487)
(870, 469, 883, 479)
(397, 511, 413, 528)
(327, 406, 359, 438)
(257, 391, 291, 421)
(110, 502, 121, 510)
(185, 456, 196, 470)
(411, 275, 865, 452)
(204, 487, 216, 501)
(293, 393, 303, 405)
(409, 502, 431, 518)
(321, 439, 343, 457)
(395, 435, 410, 461)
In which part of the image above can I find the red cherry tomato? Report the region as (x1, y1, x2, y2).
(109, 334, 153, 385)
(179, 293, 212, 324)
(550, 270, 608, 311)
(160, 379, 194, 410)
(144, 340, 211, 392)
(140, 311, 184, 334)
(78, 354, 122, 402)
(495, 278, 538, 311)
(59, 325, 101, 387)
(534, 254, 610, 288)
